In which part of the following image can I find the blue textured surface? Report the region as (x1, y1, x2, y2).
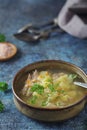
(0, 0, 87, 130)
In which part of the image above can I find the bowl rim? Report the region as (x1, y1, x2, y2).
(12, 60, 87, 111)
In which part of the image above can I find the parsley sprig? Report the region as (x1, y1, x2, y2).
(0, 34, 6, 42)
(48, 84, 55, 92)
(68, 74, 77, 82)
(30, 83, 44, 95)
(0, 101, 4, 112)
(0, 82, 8, 112)
(0, 82, 8, 92)
(30, 95, 37, 104)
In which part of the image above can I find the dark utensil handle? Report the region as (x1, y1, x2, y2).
(38, 18, 57, 28)
(18, 18, 58, 33)
(46, 25, 63, 33)
(39, 26, 64, 39)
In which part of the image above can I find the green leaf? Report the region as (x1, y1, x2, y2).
(68, 74, 77, 81)
(0, 34, 6, 42)
(56, 102, 61, 106)
(41, 100, 47, 106)
(46, 78, 52, 83)
(0, 82, 8, 92)
(0, 101, 4, 112)
(30, 96, 37, 104)
(30, 83, 44, 95)
(48, 84, 55, 92)
(60, 90, 65, 94)
(54, 82, 60, 89)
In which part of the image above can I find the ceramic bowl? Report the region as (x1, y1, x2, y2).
(12, 60, 87, 121)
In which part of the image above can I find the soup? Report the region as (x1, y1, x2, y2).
(20, 70, 87, 108)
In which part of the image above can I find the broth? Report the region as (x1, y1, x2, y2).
(20, 70, 87, 108)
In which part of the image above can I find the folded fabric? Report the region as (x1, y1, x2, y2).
(58, 0, 87, 39)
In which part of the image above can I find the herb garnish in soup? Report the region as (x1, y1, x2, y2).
(20, 70, 87, 108)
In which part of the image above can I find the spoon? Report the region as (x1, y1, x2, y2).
(14, 18, 64, 42)
(74, 81, 87, 89)
(14, 30, 50, 42)
(17, 18, 58, 34)
(14, 25, 63, 42)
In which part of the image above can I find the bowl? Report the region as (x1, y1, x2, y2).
(12, 60, 87, 121)
(0, 42, 17, 61)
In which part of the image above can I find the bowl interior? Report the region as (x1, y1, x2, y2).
(13, 60, 87, 100)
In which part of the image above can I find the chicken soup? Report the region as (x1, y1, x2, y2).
(20, 70, 87, 108)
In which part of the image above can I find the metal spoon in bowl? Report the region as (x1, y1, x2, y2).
(74, 82, 87, 89)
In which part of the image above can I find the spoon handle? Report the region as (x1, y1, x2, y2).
(74, 82, 87, 89)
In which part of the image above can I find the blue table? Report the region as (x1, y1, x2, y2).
(0, 0, 87, 130)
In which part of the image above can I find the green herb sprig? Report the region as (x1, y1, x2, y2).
(0, 34, 6, 42)
(30, 83, 44, 95)
(0, 82, 8, 92)
(41, 100, 47, 106)
(48, 84, 55, 92)
(0, 82, 8, 112)
(30, 95, 37, 104)
(0, 101, 4, 112)
(68, 74, 77, 81)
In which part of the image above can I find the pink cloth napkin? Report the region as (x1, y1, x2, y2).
(58, 0, 87, 38)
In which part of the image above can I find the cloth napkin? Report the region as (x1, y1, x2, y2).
(58, 0, 87, 39)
